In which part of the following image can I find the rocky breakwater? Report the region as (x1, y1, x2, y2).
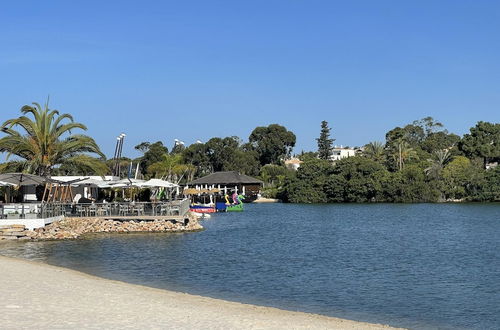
(0, 225, 31, 240)
(2, 212, 203, 241)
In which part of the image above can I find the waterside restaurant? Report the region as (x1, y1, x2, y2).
(0, 173, 189, 230)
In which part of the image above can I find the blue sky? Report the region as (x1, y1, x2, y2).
(1, 0, 499, 159)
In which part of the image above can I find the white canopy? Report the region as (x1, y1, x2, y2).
(70, 178, 108, 187)
(107, 178, 146, 188)
(138, 178, 178, 188)
(0, 180, 15, 187)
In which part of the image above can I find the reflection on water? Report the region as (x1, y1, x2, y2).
(1, 203, 500, 330)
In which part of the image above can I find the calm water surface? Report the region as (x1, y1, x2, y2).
(1, 203, 500, 329)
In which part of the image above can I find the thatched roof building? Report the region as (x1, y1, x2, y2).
(189, 171, 262, 185)
(187, 171, 263, 201)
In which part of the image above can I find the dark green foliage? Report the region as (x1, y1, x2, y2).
(134, 142, 151, 153)
(323, 175, 347, 202)
(182, 143, 211, 177)
(280, 119, 499, 204)
(421, 132, 460, 154)
(328, 157, 388, 202)
(396, 165, 441, 202)
(259, 164, 295, 198)
(298, 151, 318, 161)
(205, 137, 240, 172)
(249, 124, 296, 165)
(224, 149, 261, 176)
(259, 164, 290, 185)
(181, 137, 261, 177)
(137, 141, 168, 176)
(483, 167, 500, 201)
(459, 121, 500, 168)
(316, 120, 334, 160)
(284, 178, 328, 203)
(171, 143, 185, 154)
(282, 158, 332, 203)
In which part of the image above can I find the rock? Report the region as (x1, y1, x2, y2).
(0, 235, 18, 240)
(0, 231, 25, 236)
(0, 228, 25, 233)
(8, 216, 204, 241)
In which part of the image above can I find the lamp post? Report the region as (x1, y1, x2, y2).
(113, 133, 126, 177)
(172, 139, 185, 153)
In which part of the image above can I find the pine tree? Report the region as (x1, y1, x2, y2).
(316, 120, 334, 160)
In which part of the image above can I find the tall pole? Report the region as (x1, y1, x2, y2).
(113, 137, 120, 176)
(135, 162, 140, 180)
(113, 138, 120, 162)
(117, 137, 123, 177)
(117, 133, 126, 177)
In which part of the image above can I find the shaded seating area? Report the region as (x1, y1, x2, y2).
(186, 171, 263, 202)
(0, 173, 188, 221)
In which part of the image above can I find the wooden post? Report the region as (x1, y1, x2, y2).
(51, 185, 58, 202)
(42, 183, 50, 203)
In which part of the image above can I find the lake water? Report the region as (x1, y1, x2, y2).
(1, 203, 500, 329)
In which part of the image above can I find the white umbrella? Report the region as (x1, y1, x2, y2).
(0, 180, 15, 187)
(70, 178, 103, 187)
(139, 178, 178, 188)
(107, 178, 146, 188)
(0, 173, 51, 186)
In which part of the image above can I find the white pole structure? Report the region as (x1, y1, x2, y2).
(134, 162, 140, 179)
(243, 186, 246, 195)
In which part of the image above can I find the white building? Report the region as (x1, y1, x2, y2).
(284, 158, 303, 171)
(330, 146, 356, 161)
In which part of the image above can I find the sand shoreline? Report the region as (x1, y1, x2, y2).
(0, 255, 403, 329)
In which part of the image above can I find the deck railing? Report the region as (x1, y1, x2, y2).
(0, 199, 191, 220)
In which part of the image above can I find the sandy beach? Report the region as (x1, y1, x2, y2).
(0, 256, 402, 330)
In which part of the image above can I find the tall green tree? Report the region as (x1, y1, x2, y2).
(459, 121, 500, 168)
(412, 116, 444, 136)
(0, 102, 106, 176)
(205, 137, 240, 172)
(363, 141, 385, 163)
(442, 156, 477, 200)
(420, 131, 460, 154)
(147, 153, 195, 183)
(249, 124, 296, 165)
(392, 139, 418, 171)
(424, 149, 452, 180)
(316, 120, 334, 160)
(135, 141, 168, 177)
(182, 142, 212, 177)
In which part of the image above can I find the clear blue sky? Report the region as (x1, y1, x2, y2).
(1, 0, 499, 159)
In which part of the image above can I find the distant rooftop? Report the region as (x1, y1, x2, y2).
(188, 171, 263, 185)
(285, 158, 303, 164)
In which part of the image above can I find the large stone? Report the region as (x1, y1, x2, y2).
(0, 228, 25, 233)
(0, 235, 18, 240)
(0, 231, 25, 236)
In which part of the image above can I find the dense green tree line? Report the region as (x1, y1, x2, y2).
(281, 119, 500, 203)
(0, 102, 498, 202)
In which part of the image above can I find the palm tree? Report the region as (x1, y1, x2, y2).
(392, 139, 418, 171)
(425, 149, 452, 179)
(148, 153, 195, 183)
(363, 141, 385, 163)
(0, 101, 107, 176)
